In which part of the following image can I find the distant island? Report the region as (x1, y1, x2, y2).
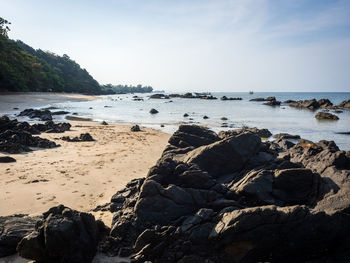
(0, 17, 152, 95)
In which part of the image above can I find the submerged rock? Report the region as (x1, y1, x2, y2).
(315, 112, 339, 120)
(149, 108, 159, 114)
(338, 99, 350, 108)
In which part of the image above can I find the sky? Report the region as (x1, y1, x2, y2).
(2, 0, 350, 92)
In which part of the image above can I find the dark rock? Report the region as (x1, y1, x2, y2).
(263, 100, 281, 106)
(0, 214, 41, 257)
(220, 96, 242, 101)
(221, 117, 228, 121)
(17, 205, 106, 263)
(315, 112, 339, 120)
(150, 108, 159, 114)
(131, 125, 141, 132)
(0, 156, 16, 163)
(183, 113, 189, 117)
(18, 109, 52, 121)
(51, 111, 70, 115)
(283, 99, 296, 103)
(288, 98, 334, 110)
(101, 121, 109, 125)
(219, 127, 272, 139)
(61, 133, 95, 142)
(203, 115, 209, 119)
(249, 97, 265, 101)
(150, 94, 169, 99)
(32, 121, 71, 133)
(273, 133, 300, 140)
(336, 131, 350, 135)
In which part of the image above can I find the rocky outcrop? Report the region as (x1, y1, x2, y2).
(219, 127, 272, 138)
(315, 112, 339, 120)
(220, 96, 242, 101)
(338, 99, 350, 108)
(17, 205, 107, 263)
(104, 124, 350, 262)
(0, 214, 41, 257)
(263, 100, 281, 106)
(250, 96, 276, 102)
(18, 109, 52, 121)
(289, 98, 334, 110)
(150, 94, 170, 99)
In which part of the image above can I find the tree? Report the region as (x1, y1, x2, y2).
(0, 17, 11, 38)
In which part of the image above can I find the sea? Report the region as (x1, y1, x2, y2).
(29, 92, 350, 150)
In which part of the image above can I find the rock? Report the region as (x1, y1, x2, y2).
(263, 100, 281, 106)
(150, 108, 159, 114)
(61, 133, 95, 142)
(18, 109, 52, 121)
(249, 97, 265, 101)
(221, 117, 228, 121)
(219, 127, 272, 139)
(273, 133, 300, 140)
(101, 121, 109, 125)
(336, 131, 350, 135)
(288, 98, 334, 110)
(131, 125, 141, 132)
(0, 214, 41, 257)
(51, 111, 70, 115)
(338, 99, 350, 108)
(220, 96, 242, 101)
(32, 121, 71, 133)
(0, 156, 16, 163)
(150, 94, 169, 99)
(315, 112, 339, 120)
(203, 115, 209, 119)
(183, 113, 189, 117)
(283, 99, 296, 103)
(17, 205, 107, 263)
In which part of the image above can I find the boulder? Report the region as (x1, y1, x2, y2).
(263, 100, 281, 106)
(0, 156, 16, 163)
(131, 125, 141, 132)
(338, 99, 350, 108)
(61, 133, 95, 142)
(315, 112, 339, 120)
(17, 205, 106, 263)
(18, 109, 52, 121)
(0, 214, 40, 257)
(273, 133, 300, 140)
(219, 127, 272, 139)
(149, 108, 159, 114)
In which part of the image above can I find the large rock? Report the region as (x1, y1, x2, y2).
(219, 127, 272, 139)
(18, 109, 52, 121)
(338, 99, 350, 108)
(0, 214, 41, 257)
(17, 205, 106, 263)
(315, 112, 339, 120)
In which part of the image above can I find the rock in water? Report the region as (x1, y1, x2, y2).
(315, 112, 339, 120)
(18, 109, 52, 121)
(17, 205, 106, 263)
(149, 108, 159, 114)
(338, 99, 350, 108)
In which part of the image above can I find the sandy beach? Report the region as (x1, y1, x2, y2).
(0, 120, 170, 226)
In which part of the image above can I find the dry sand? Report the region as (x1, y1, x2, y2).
(0, 121, 170, 226)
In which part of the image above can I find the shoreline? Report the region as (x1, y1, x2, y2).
(0, 121, 170, 226)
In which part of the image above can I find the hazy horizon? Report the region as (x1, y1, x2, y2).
(2, 0, 350, 92)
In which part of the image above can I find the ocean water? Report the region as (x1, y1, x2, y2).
(45, 92, 350, 150)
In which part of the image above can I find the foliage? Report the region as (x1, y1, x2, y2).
(100, 84, 153, 94)
(0, 17, 11, 37)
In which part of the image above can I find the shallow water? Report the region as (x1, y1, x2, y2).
(22, 92, 350, 150)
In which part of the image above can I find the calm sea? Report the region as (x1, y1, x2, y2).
(45, 92, 350, 150)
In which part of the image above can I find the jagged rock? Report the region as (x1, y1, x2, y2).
(288, 98, 333, 110)
(263, 100, 281, 106)
(150, 108, 159, 114)
(17, 205, 107, 263)
(0, 156, 16, 163)
(0, 214, 41, 257)
(131, 125, 141, 132)
(338, 99, 350, 108)
(61, 133, 95, 142)
(104, 125, 350, 262)
(32, 121, 71, 133)
(219, 127, 272, 139)
(315, 112, 339, 120)
(18, 109, 52, 121)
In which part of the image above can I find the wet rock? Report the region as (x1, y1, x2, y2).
(17, 205, 107, 263)
(101, 121, 108, 125)
(220, 117, 228, 121)
(220, 96, 242, 101)
(0, 156, 16, 163)
(249, 97, 265, 101)
(273, 133, 300, 140)
(203, 115, 209, 119)
(183, 113, 189, 117)
(150, 94, 170, 99)
(131, 125, 141, 132)
(150, 108, 159, 114)
(288, 98, 333, 110)
(315, 112, 339, 120)
(263, 100, 281, 106)
(338, 99, 350, 108)
(18, 109, 52, 121)
(0, 214, 41, 257)
(51, 111, 70, 115)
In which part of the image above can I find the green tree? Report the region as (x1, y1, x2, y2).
(0, 17, 11, 37)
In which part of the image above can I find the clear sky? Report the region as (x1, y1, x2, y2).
(2, 0, 350, 92)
